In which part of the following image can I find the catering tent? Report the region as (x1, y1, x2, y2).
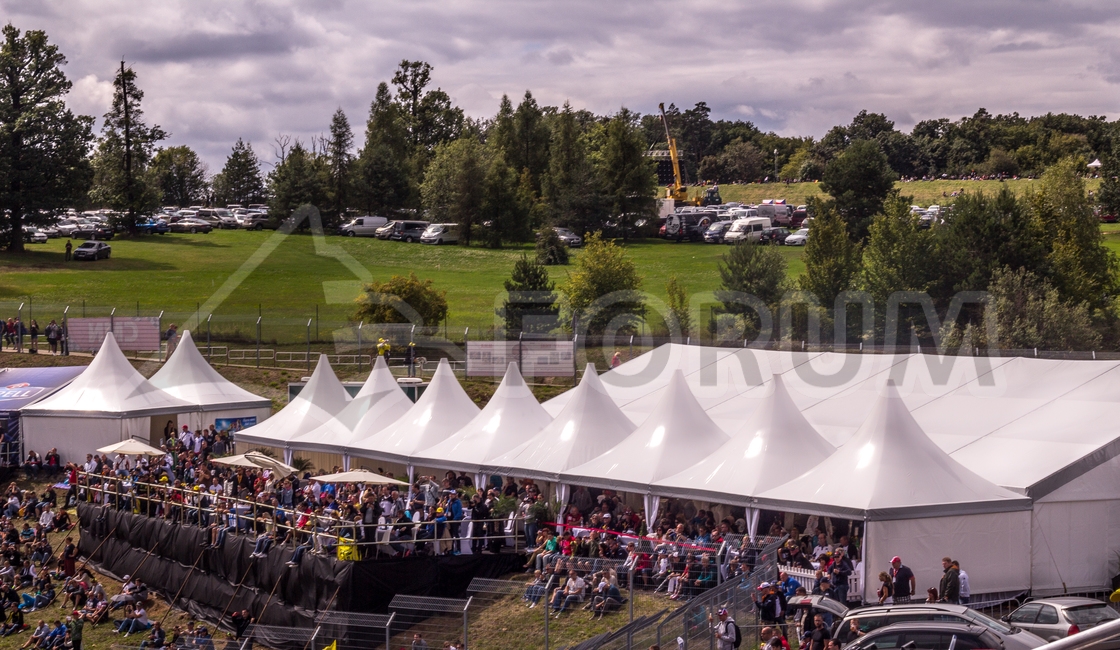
(149, 329, 272, 430)
(19, 332, 194, 463)
(652, 373, 835, 537)
(287, 357, 412, 470)
(347, 358, 479, 477)
(560, 369, 730, 528)
(411, 362, 551, 484)
(0, 366, 85, 466)
(234, 354, 351, 464)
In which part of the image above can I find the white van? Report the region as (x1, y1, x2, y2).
(722, 216, 772, 244)
(339, 215, 389, 237)
(757, 201, 793, 226)
(421, 223, 459, 245)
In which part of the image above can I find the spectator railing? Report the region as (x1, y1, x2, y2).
(780, 562, 862, 602)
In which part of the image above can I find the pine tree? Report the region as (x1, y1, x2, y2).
(599, 108, 657, 240)
(89, 60, 167, 234)
(212, 139, 264, 207)
(715, 241, 787, 336)
(354, 83, 411, 215)
(542, 101, 604, 235)
(0, 24, 94, 251)
(820, 139, 896, 241)
(267, 141, 328, 223)
(326, 107, 353, 227)
(499, 254, 559, 335)
(665, 275, 692, 336)
(800, 199, 861, 307)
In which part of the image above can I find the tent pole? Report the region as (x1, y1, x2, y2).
(860, 519, 870, 604)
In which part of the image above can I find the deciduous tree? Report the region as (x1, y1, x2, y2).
(820, 139, 896, 241)
(151, 145, 208, 207)
(561, 231, 644, 334)
(356, 272, 448, 326)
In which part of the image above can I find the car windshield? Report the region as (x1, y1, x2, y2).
(1066, 604, 1119, 625)
(424, 225, 443, 234)
(556, 228, 573, 236)
(796, 229, 809, 235)
(729, 223, 748, 232)
(707, 223, 725, 232)
(77, 243, 96, 249)
(957, 608, 1014, 634)
(215, 209, 232, 217)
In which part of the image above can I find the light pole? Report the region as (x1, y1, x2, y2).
(774, 148, 779, 182)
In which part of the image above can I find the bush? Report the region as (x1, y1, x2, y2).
(536, 226, 569, 265)
(356, 272, 449, 325)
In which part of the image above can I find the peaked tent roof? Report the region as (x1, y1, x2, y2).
(149, 330, 270, 411)
(289, 357, 412, 453)
(348, 358, 480, 466)
(411, 362, 552, 473)
(485, 364, 636, 481)
(21, 332, 193, 418)
(561, 369, 730, 494)
(653, 373, 835, 504)
(756, 381, 1031, 520)
(235, 354, 351, 447)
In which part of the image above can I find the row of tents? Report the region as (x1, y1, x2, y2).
(13, 337, 1120, 602)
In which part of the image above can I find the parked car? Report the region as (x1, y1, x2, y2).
(339, 215, 389, 237)
(1096, 207, 1117, 223)
(785, 227, 809, 246)
(72, 241, 111, 260)
(375, 221, 399, 239)
(703, 220, 734, 243)
(388, 220, 430, 242)
(39, 224, 61, 238)
(169, 218, 213, 234)
(790, 209, 809, 228)
(421, 223, 459, 245)
(554, 227, 583, 247)
(196, 208, 239, 229)
(56, 218, 93, 237)
(844, 620, 1044, 650)
(22, 226, 48, 244)
(241, 214, 276, 230)
(136, 218, 170, 235)
(1005, 597, 1119, 641)
(759, 226, 791, 245)
(723, 217, 772, 244)
(71, 224, 114, 240)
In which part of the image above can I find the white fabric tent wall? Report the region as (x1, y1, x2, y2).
(178, 407, 273, 432)
(864, 510, 1032, 601)
(20, 415, 150, 464)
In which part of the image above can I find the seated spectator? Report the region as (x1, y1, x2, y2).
(550, 570, 585, 617)
(21, 619, 48, 648)
(115, 604, 151, 636)
(589, 577, 622, 619)
(522, 570, 547, 608)
(139, 621, 165, 650)
(22, 452, 42, 476)
(248, 531, 274, 559)
(0, 605, 25, 636)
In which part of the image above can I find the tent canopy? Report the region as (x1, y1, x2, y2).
(288, 357, 412, 454)
(149, 330, 270, 411)
(411, 362, 551, 474)
(313, 469, 407, 485)
(97, 438, 167, 456)
(560, 369, 730, 494)
(485, 363, 637, 481)
(756, 381, 1031, 520)
(21, 332, 192, 418)
(653, 373, 835, 504)
(348, 358, 480, 466)
(234, 354, 351, 449)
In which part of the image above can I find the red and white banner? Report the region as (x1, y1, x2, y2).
(66, 317, 162, 352)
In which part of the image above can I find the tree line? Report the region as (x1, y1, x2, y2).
(4, 22, 1120, 252)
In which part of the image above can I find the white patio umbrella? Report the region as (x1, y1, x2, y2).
(312, 469, 407, 485)
(97, 439, 167, 456)
(210, 454, 262, 469)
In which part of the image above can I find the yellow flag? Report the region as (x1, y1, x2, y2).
(321, 641, 337, 650)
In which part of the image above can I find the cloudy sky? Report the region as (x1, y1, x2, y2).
(4, 0, 1118, 169)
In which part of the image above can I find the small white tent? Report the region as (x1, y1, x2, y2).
(19, 332, 194, 463)
(411, 362, 551, 484)
(148, 330, 272, 430)
(561, 369, 730, 529)
(347, 358, 479, 478)
(234, 354, 351, 464)
(653, 373, 835, 537)
(288, 357, 412, 470)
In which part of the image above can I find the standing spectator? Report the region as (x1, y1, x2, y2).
(45, 320, 61, 355)
(28, 321, 39, 354)
(165, 324, 178, 356)
(830, 547, 854, 604)
(889, 556, 916, 604)
(405, 342, 417, 377)
(876, 571, 893, 604)
(64, 240, 72, 261)
(939, 557, 960, 604)
(955, 561, 970, 604)
(710, 608, 738, 650)
(610, 350, 622, 368)
(803, 614, 831, 650)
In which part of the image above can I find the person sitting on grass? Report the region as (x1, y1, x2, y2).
(42, 620, 66, 649)
(0, 604, 25, 636)
(20, 619, 48, 649)
(115, 603, 151, 637)
(77, 592, 108, 626)
(138, 621, 165, 650)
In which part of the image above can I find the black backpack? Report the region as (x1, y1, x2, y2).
(729, 620, 742, 648)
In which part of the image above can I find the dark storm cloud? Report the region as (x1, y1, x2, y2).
(1, 0, 1115, 168)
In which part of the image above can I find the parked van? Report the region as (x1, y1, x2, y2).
(722, 216, 772, 244)
(420, 223, 459, 245)
(389, 220, 430, 242)
(757, 200, 793, 226)
(339, 215, 389, 237)
(663, 210, 717, 241)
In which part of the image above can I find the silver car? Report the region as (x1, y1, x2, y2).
(1005, 597, 1119, 641)
(846, 620, 1043, 650)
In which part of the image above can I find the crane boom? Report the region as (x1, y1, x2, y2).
(658, 103, 690, 203)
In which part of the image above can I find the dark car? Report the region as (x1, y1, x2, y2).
(72, 241, 111, 260)
(703, 220, 733, 243)
(760, 227, 791, 244)
(169, 218, 213, 234)
(388, 220, 430, 242)
(136, 218, 170, 235)
(71, 225, 114, 240)
(845, 620, 1043, 650)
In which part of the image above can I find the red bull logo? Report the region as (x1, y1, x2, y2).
(0, 384, 45, 400)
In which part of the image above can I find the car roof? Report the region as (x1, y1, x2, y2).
(867, 620, 984, 635)
(1026, 597, 1107, 608)
(849, 603, 972, 617)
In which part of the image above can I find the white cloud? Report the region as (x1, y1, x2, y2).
(2, 0, 1116, 168)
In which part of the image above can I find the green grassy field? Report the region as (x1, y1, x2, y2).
(0, 230, 806, 337)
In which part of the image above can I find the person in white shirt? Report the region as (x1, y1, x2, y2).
(954, 561, 970, 604)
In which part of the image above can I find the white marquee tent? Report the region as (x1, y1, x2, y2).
(287, 357, 412, 470)
(411, 362, 551, 485)
(20, 332, 194, 462)
(148, 330, 272, 430)
(348, 358, 480, 479)
(234, 354, 351, 464)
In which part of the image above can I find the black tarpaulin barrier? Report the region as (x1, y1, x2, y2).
(78, 503, 521, 646)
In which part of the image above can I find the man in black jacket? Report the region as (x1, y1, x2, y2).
(939, 557, 960, 604)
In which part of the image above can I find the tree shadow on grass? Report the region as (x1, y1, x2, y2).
(0, 250, 177, 272)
